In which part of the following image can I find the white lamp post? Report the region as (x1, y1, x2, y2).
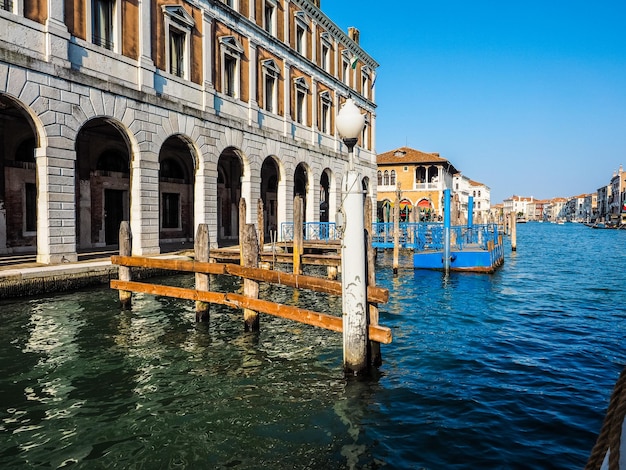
(336, 98, 368, 374)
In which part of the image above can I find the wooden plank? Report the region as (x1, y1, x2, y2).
(111, 255, 389, 304)
(110, 279, 392, 344)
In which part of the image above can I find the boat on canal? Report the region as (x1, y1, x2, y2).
(372, 190, 504, 273)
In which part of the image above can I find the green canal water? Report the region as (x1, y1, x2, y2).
(1, 222, 625, 469)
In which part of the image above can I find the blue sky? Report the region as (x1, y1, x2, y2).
(322, 1, 626, 203)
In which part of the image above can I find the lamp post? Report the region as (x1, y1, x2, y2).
(336, 98, 368, 375)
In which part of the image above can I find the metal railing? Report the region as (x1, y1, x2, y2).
(371, 222, 499, 252)
(281, 222, 338, 242)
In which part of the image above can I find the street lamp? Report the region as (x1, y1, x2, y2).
(336, 98, 368, 375)
(336, 98, 365, 170)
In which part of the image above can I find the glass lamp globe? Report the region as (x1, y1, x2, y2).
(336, 98, 365, 139)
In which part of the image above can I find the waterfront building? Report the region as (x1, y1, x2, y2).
(452, 174, 491, 223)
(375, 147, 458, 223)
(0, 0, 378, 262)
(596, 184, 611, 223)
(526, 199, 550, 221)
(545, 197, 567, 222)
(503, 195, 534, 219)
(608, 166, 626, 225)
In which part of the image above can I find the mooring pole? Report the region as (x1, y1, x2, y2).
(257, 198, 264, 252)
(242, 224, 260, 331)
(118, 221, 132, 309)
(365, 196, 382, 366)
(195, 224, 210, 322)
(341, 144, 368, 375)
(510, 211, 517, 252)
(443, 189, 451, 274)
(293, 196, 303, 275)
(393, 187, 400, 275)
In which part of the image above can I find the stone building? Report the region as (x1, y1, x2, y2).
(0, 0, 377, 263)
(376, 147, 457, 223)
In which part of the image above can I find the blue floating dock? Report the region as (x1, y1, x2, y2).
(413, 245, 504, 273)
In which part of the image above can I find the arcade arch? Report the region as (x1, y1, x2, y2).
(158, 135, 195, 248)
(75, 118, 131, 248)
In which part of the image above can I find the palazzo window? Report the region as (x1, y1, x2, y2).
(383, 170, 389, 186)
(262, 59, 280, 113)
(264, 0, 277, 36)
(341, 51, 351, 86)
(319, 91, 332, 134)
(361, 66, 371, 100)
(293, 77, 309, 125)
(295, 12, 308, 57)
(221, 0, 238, 9)
(320, 32, 331, 72)
(92, 0, 118, 51)
(390, 170, 396, 186)
(163, 5, 195, 79)
(361, 115, 370, 149)
(1, 0, 13, 12)
(219, 36, 244, 98)
(377, 171, 382, 186)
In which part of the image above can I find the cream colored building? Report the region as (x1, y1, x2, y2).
(0, 0, 378, 262)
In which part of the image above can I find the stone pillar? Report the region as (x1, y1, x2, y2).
(131, 151, 160, 255)
(36, 146, 78, 264)
(137, 0, 156, 92)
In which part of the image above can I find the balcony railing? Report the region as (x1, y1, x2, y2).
(1, 0, 13, 11)
(371, 222, 499, 252)
(281, 222, 338, 242)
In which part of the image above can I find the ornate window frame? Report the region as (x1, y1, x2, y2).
(262, 59, 280, 113)
(293, 76, 309, 125)
(163, 5, 195, 79)
(88, 0, 121, 52)
(219, 35, 244, 98)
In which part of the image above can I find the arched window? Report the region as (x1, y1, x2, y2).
(377, 170, 382, 186)
(473, 191, 476, 197)
(478, 190, 481, 197)
(383, 170, 389, 186)
(390, 170, 396, 185)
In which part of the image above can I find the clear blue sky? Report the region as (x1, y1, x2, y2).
(322, 0, 626, 203)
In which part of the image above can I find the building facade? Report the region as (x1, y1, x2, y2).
(0, 0, 378, 263)
(375, 147, 457, 223)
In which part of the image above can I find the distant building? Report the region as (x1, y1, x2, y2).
(609, 166, 626, 225)
(503, 195, 534, 218)
(597, 184, 611, 223)
(453, 174, 491, 223)
(376, 147, 458, 222)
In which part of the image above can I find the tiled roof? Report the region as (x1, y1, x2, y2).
(377, 146, 458, 173)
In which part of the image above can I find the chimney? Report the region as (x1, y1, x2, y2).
(348, 27, 360, 44)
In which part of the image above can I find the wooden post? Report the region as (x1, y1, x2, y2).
(293, 195, 303, 275)
(239, 198, 246, 249)
(510, 211, 517, 251)
(365, 196, 382, 366)
(242, 224, 260, 331)
(393, 190, 400, 275)
(257, 198, 264, 253)
(195, 224, 210, 322)
(119, 221, 132, 309)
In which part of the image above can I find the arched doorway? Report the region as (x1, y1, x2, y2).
(377, 199, 392, 223)
(417, 198, 433, 221)
(319, 169, 331, 223)
(217, 147, 243, 246)
(0, 94, 38, 254)
(294, 163, 309, 222)
(261, 156, 280, 239)
(159, 136, 195, 249)
(400, 198, 413, 222)
(75, 118, 131, 248)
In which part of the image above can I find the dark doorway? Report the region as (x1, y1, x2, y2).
(105, 189, 125, 245)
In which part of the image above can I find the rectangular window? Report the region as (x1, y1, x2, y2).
(162, 193, 180, 229)
(1, 0, 14, 12)
(92, 0, 114, 50)
(362, 74, 369, 99)
(264, 1, 275, 35)
(225, 54, 237, 97)
(25, 183, 37, 233)
(296, 89, 305, 124)
(296, 24, 305, 55)
(321, 43, 329, 72)
(169, 28, 185, 77)
(320, 100, 330, 133)
(265, 74, 276, 113)
(342, 59, 350, 86)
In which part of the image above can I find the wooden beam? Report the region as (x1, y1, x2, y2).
(110, 279, 392, 344)
(110, 255, 389, 304)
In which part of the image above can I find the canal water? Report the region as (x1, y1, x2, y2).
(1, 222, 625, 469)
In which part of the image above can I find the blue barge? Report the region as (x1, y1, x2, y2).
(372, 191, 504, 273)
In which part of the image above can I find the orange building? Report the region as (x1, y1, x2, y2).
(376, 147, 458, 222)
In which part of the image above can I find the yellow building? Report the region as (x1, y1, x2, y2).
(376, 147, 458, 222)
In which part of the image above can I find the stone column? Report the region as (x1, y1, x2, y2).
(46, 0, 70, 66)
(137, 0, 156, 93)
(130, 150, 160, 255)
